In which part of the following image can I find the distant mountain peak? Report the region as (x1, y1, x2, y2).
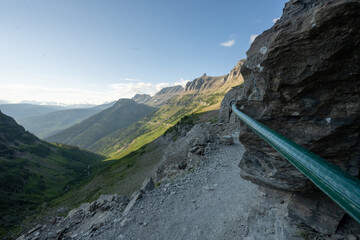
(156, 85, 184, 95)
(132, 94, 152, 105)
(132, 85, 184, 107)
(184, 61, 244, 93)
(114, 98, 136, 106)
(46, 99, 156, 150)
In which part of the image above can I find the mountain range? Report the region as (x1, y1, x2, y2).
(0, 59, 244, 238)
(132, 85, 184, 107)
(17, 102, 114, 139)
(46, 99, 156, 152)
(44, 61, 244, 160)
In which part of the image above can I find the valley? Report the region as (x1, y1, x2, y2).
(0, 61, 244, 239)
(1, 0, 360, 239)
(0, 112, 106, 237)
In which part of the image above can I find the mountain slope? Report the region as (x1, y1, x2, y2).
(12, 60, 244, 238)
(94, 61, 244, 159)
(0, 111, 105, 237)
(132, 85, 184, 107)
(18, 102, 115, 139)
(132, 94, 151, 104)
(46, 99, 156, 151)
(185, 60, 244, 93)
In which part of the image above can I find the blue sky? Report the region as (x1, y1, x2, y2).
(0, 0, 287, 105)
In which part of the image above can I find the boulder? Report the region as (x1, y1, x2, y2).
(123, 191, 142, 217)
(140, 177, 155, 192)
(233, 0, 360, 192)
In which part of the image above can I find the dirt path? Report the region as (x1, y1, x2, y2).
(94, 139, 260, 240)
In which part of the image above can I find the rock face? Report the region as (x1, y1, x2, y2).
(185, 60, 244, 94)
(134, 85, 185, 107)
(132, 94, 151, 104)
(219, 0, 360, 235)
(218, 60, 245, 123)
(147, 85, 185, 106)
(232, 0, 360, 192)
(288, 192, 345, 235)
(185, 74, 227, 92)
(19, 194, 129, 240)
(156, 85, 184, 95)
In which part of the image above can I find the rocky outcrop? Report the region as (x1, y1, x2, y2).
(157, 123, 219, 181)
(218, 60, 246, 123)
(157, 121, 245, 181)
(222, 0, 360, 235)
(185, 74, 227, 92)
(135, 85, 184, 107)
(19, 176, 156, 240)
(287, 192, 344, 235)
(185, 60, 244, 94)
(147, 85, 184, 106)
(18, 194, 129, 240)
(156, 85, 184, 95)
(234, 0, 360, 191)
(132, 94, 151, 104)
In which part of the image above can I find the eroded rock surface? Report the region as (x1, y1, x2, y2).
(18, 194, 128, 240)
(234, 0, 360, 192)
(217, 0, 360, 235)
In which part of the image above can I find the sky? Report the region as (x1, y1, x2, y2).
(0, 0, 287, 106)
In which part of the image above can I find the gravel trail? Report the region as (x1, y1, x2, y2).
(94, 139, 259, 240)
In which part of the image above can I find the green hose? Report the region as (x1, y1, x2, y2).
(232, 104, 360, 223)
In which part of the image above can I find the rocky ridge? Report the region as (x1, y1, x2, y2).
(236, 0, 360, 191)
(132, 86, 185, 107)
(185, 60, 244, 94)
(131, 94, 151, 105)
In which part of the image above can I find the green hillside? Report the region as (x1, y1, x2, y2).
(0, 111, 106, 238)
(14, 67, 243, 238)
(18, 102, 114, 139)
(94, 92, 226, 160)
(46, 99, 156, 150)
(85, 62, 244, 159)
(38, 108, 216, 220)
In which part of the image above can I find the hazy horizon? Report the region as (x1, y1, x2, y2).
(0, 0, 286, 105)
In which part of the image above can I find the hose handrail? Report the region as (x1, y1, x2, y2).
(231, 104, 360, 223)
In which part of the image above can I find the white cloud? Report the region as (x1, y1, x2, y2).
(272, 18, 280, 23)
(249, 34, 258, 44)
(220, 39, 235, 47)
